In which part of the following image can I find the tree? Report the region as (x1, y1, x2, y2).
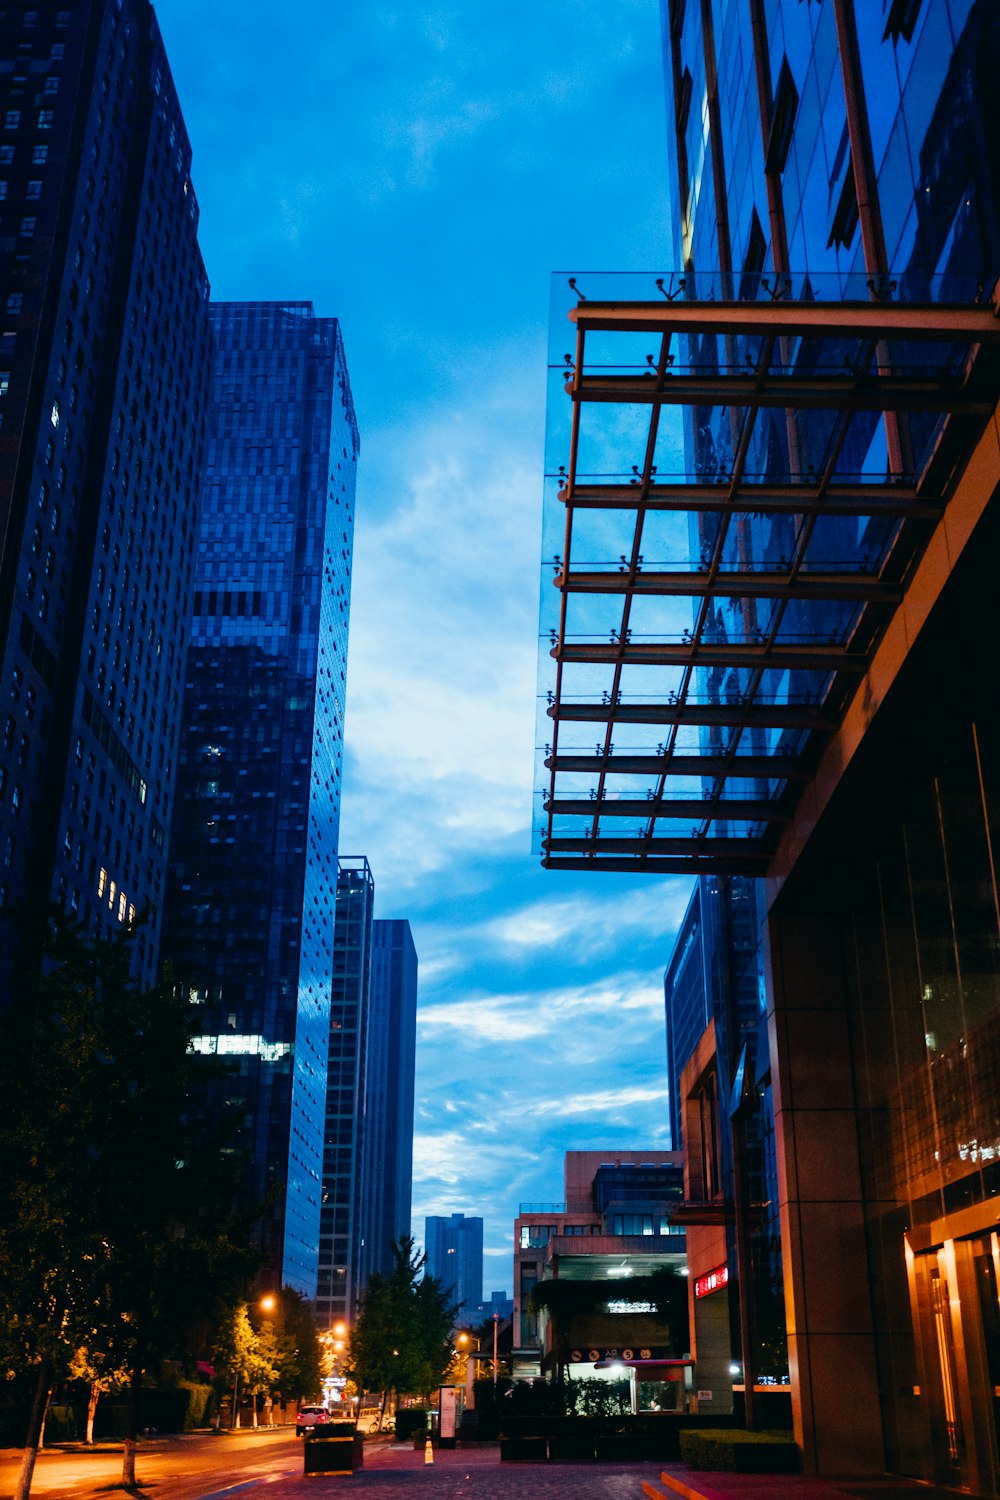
(347, 1237, 457, 1417)
(271, 1287, 321, 1405)
(0, 916, 256, 1498)
(66, 1344, 130, 1445)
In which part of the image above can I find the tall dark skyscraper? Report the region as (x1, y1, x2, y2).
(360, 917, 418, 1283)
(0, 0, 211, 988)
(425, 1213, 483, 1323)
(163, 301, 358, 1298)
(316, 855, 375, 1328)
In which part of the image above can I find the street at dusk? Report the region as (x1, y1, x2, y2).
(2, 2, 1000, 1499)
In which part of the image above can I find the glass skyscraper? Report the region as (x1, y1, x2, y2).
(0, 0, 211, 990)
(360, 917, 418, 1284)
(163, 301, 358, 1297)
(316, 855, 375, 1327)
(538, 0, 1000, 1488)
(425, 1213, 483, 1324)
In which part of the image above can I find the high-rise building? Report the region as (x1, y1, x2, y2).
(315, 855, 375, 1328)
(162, 301, 358, 1297)
(360, 917, 418, 1284)
(537, 0, 1000, 1487)
(425, 1213, 483, 1323)
(0, 0, 211, 989)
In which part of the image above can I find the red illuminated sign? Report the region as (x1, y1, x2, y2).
(694, 1263, 729, 1299)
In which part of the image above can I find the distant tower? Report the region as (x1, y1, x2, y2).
(315, 856, 375, 1328)
(360, 918, 418, 1282)
(424, 1213, 484, 1322)
(0, 0, 212, 988)
(162, 301, 359, 1296)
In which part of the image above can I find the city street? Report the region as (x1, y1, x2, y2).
(0, 1432, 974, 1500)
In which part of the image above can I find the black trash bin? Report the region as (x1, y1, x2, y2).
(303, 1423, 365, 1475)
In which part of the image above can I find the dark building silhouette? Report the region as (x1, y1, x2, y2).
(0, 0, 211, 988)
(163, 301, 358, 1297)
(360, 917, 418, 1283)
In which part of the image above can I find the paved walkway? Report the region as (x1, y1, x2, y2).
(284, 1442, 968, 1500)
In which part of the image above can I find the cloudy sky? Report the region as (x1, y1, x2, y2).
(156, 0, 693, 1294)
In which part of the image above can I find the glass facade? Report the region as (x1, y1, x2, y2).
(359, 918, 418, 1285)
(0, 0, 211, 989)
(163, 301, 358, 1297)
(425, 1213, 484, 1323)
(315, 855, 375, 1327)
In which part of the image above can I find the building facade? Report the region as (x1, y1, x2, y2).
(538, 0, 1000, 1487)
(0, 0, 211, 989)
(315, 856, 375, 1328)
(162, 301, 358, 1297)
(513, 1152, 688, 1404)
(359, 917, 418, 1285)
(425, 1213, 484, 1324)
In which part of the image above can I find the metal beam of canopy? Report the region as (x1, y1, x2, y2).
(537, 281, 1000, 874)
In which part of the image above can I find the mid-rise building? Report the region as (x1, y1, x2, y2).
(0, 0, 211, 989)
(359, 917, 418, 1284)
(513, 1152, 687, 1403)
(425, 1212, 484, 1323)
(162, 301, 358, 1297)
(315, 855, 375, 1327)
(537, 0, 1000, 1488)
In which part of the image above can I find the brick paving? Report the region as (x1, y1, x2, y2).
(255, 1441, 965, 1500)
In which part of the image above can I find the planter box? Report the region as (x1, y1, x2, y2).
(303, 1431, 364, 1475)
(679, 1428, 797, 1473)
(548, 1432, 596, 1461)
(500, 1435, 548, 1461)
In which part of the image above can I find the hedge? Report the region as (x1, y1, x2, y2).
(679, 1427, 797, 1472)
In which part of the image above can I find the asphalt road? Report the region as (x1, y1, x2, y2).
(0, 1427, 303, 1500)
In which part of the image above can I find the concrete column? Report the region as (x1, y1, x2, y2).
(764, 907, 885, 1473)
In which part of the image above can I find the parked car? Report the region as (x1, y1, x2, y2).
(295, 1405, 331, 1437)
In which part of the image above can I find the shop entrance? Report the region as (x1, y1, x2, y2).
(910, 1234, 1000, 1496)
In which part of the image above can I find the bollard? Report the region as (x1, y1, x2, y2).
(424, 1435, 434, 1464)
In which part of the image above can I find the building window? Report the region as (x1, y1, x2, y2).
(4, 110, 19, 130)
(31, 144, 47, 164)
(18, 216, 35, 237)
(25, 180, 41, 200)
(37, 110, 54, 131)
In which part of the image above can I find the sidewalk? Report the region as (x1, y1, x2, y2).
(652, 1464, 968, 1500)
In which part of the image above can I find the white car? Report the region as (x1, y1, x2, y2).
(295, 1405, 331, 1437)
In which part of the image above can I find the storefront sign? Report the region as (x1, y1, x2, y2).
(694, 1263, 729, 1299)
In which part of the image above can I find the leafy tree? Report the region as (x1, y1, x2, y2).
(0, 917, 256, 1497)
(347, 1236, 458, 1418)
(214, 1303, 278, 1428)
(270, 1287, 321, 1404)
(66, 1344, 130, 1445)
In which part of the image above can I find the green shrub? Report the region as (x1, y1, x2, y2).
(177, 1381, 213, 1430)
(680, 1427, 797, 1472)
(44, 1405, 81, 1442)
(394, 1409, 431, 1441)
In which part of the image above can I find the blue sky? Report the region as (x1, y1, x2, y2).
(155, 0, 693, 1295)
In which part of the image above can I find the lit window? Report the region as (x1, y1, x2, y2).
(0, 373, 9, 397)
(37, 110, 54, 131)
(117, 891, 126, 922)
(127, 903, 135, 924)
(50, 400, 59, 429)
(3, 111, 19, 131)
(31, 144, 47, 164)
(108, 879, 116, 909)
(97, 867, 107, 897)
(26, 180, 41, 200)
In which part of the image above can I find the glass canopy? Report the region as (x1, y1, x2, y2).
(536, 270, 1000, 872)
